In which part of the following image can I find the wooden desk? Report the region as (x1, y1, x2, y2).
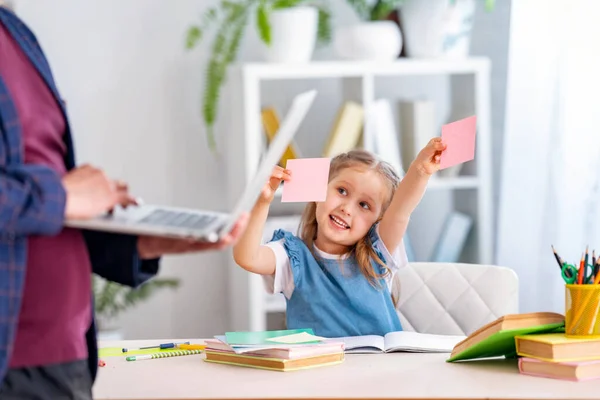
(94, 339, 599, 400)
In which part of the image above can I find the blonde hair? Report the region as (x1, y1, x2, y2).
(297, 149, 401, 304)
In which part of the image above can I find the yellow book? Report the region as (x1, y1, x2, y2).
(322, 102, 364, 158)
(515, 332, 600, 362)
(203, 350, 344, 372)
(261, 107, 300, 167)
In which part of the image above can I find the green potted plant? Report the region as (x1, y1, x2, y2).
(399, 0, 495, 58)
(93, 275, 180, 340)
(185, 0, 332, 151)
(333, 0, 406, 61)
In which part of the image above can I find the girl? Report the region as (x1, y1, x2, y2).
(233, 138, 446, 338)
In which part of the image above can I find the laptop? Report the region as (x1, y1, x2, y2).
(64, 89, 317, 243)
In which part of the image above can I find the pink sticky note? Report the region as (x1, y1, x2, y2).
(439, 116, 477, 170)
(281, 158, 331, 203)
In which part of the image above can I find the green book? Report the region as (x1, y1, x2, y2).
(446, 312, 565, 362)
(225, 329, 317, 346)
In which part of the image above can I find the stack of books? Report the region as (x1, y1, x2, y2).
(203, 329, 345, 372)
(515, 333, 600, 381)
(447, 312, 566, 363)
(445, 311, 600, 381)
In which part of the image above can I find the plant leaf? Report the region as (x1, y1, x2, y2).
(345, 0, 370, 20)
(370, 0, 405, 20)
(185, 26, 202, 49)
(202, 1, 250, 151)
(256, 1, 271, 45)
(272, 0, 304, 9)
(484, 0, 494, 12)
(316, 6, 332, 45)
(93, 275, 180, 321)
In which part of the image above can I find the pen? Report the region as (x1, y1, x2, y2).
(122, 341, 190, 353)
(177, 344, 206, 350)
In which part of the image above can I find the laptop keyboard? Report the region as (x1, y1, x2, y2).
(138, 210, 219, 230)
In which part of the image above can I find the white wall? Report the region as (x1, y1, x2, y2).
(13, 0, 510, 338)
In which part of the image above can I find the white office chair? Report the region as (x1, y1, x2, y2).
(392, 262, 519, 336)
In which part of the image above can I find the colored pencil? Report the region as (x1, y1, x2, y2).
(126, 349, 202, 361)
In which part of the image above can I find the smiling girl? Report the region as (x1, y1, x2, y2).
(233, 138, 446, 337)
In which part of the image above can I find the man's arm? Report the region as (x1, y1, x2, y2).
(0, 164, 66, 237)
(82, 230, 160, 288)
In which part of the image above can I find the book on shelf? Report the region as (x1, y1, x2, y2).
(430, 211, 473, 263)
(322, 101, 364, 158)
(261, 107, 302, 167)
(518, 357, 600, 382)
(515, 333, 600, 363)
(399, 100, 436, 174)
(446, 312, 565, 362)
(367, 99, 404, 176)
(332, 331, 466, 354)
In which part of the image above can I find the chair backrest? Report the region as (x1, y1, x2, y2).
(393, 262, 519, 336)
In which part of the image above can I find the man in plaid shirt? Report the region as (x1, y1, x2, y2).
(0, 6, 247, 399)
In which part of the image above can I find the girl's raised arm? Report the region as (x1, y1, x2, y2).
(378, 138, 445, 253)
(233, 166, 290, 275)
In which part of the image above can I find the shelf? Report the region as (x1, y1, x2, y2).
(428, 176, 479, 190)
(273, 176, 478, 198)
(234, 58, 490, 81)
(227, 56, 493, 332)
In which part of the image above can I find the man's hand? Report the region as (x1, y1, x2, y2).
(62, 164, 137, 220)
(136, 213, 249, 259)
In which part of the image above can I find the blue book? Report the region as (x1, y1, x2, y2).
(430, 212, 473, 263)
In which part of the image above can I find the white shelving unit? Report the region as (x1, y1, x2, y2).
(225, 58, 493, 332)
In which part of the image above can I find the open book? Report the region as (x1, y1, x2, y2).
(330, 331, 466, 354)
(447, 312, 565, 362)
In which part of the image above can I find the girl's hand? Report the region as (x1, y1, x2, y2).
(412, 137, 447, 177)
(259, 166, 291, 204)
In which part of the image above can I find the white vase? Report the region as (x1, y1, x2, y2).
(400, 0, 476, 58)
(334, 21, 403, 61)
(261, 6, 317, 63)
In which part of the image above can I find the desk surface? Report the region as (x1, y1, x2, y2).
(94, 339, 599, 400)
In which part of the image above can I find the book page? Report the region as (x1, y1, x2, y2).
(329, 335, 385, 354)
(384, 331, 466, 353)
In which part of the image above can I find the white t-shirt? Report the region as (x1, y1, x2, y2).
(262, 226, 409, 300)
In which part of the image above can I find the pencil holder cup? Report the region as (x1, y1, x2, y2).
(565, 284, 600, 338)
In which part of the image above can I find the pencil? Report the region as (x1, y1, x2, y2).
(551, 245, 571, 278)
(578, 253, 585, 285)
(550, 245, 571, 278)
(125, 349, 202, 361)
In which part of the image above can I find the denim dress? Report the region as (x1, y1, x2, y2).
(269, 228, 403, 338)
